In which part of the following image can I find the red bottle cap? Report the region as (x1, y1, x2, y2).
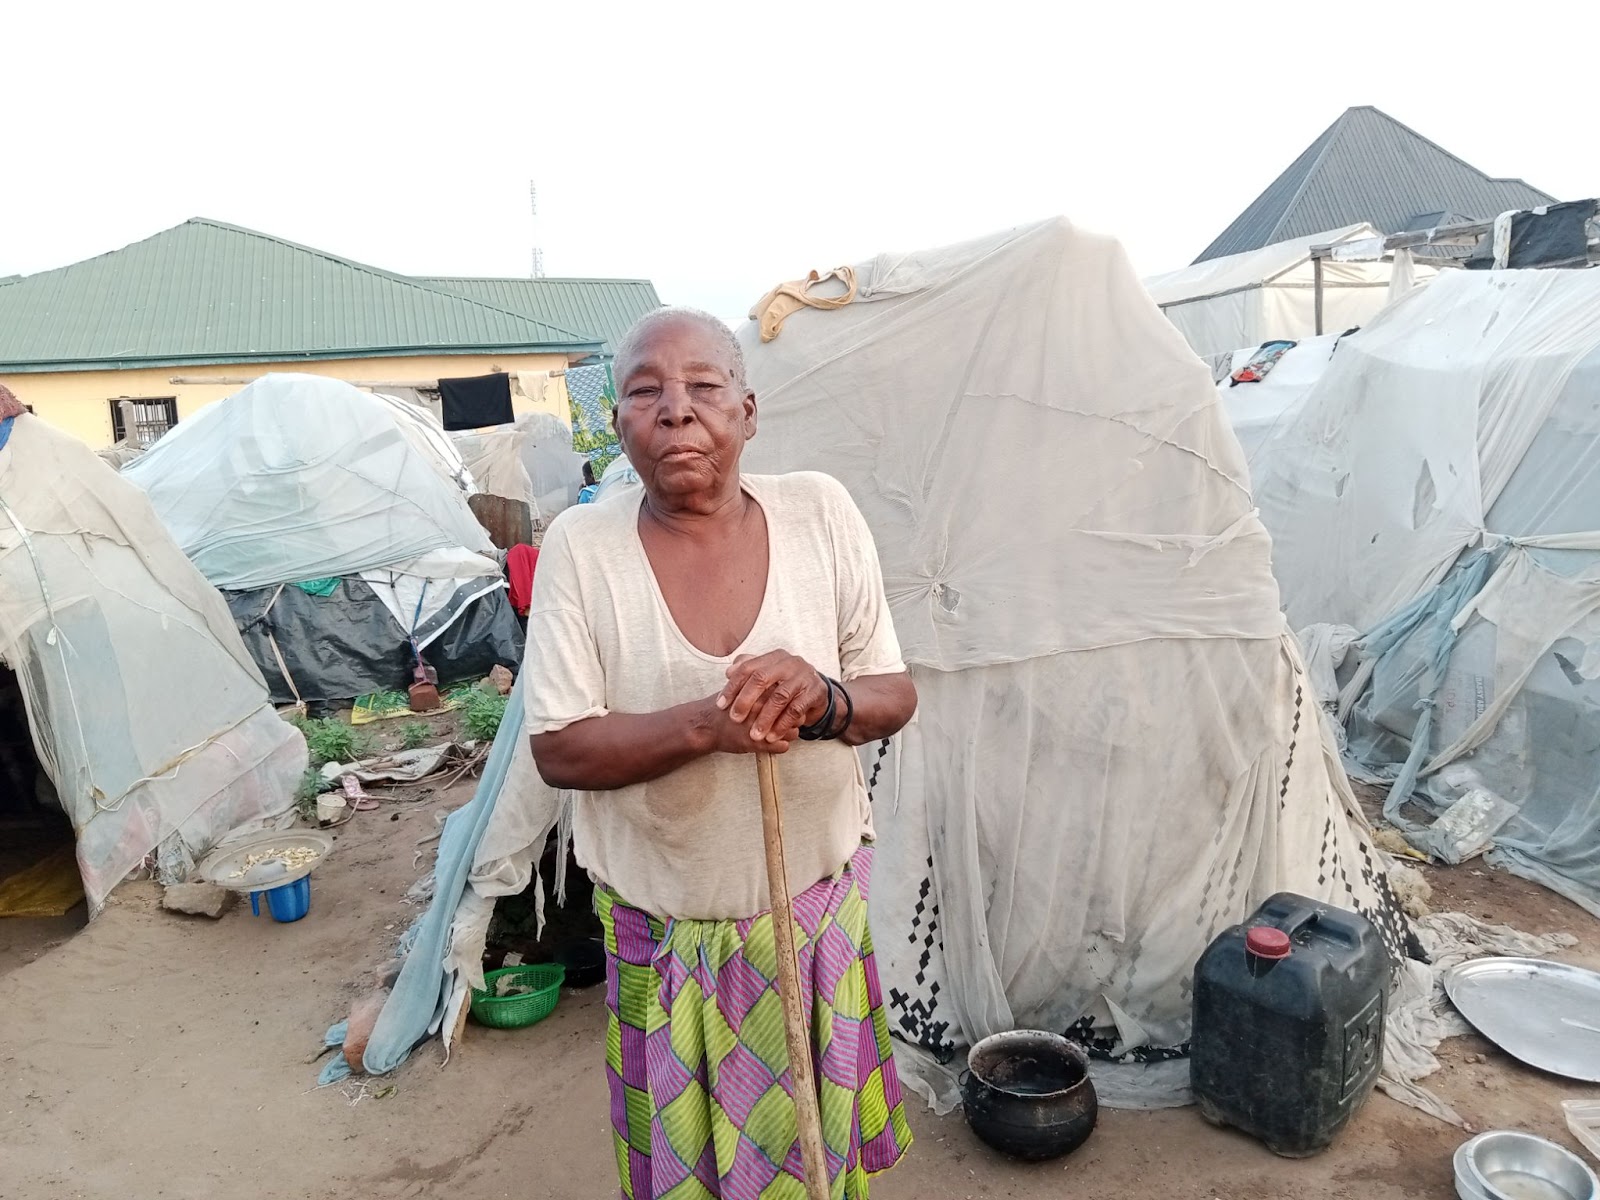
(1246, 928, 1292, 960)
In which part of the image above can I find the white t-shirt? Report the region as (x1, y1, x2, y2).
(523, 471, 906, 919)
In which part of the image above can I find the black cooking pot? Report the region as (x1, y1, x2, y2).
(556, 938, 606, 989)
(961, 1030, 1098, 1161)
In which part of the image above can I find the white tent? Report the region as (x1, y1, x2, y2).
(123, 375, 519, 706)
(450, 412, 586, 524)
(737, 218, 1412, 1109)
(125, 374, 495, 591)
(373, 391, 476, 497)
(1215, 333, 1347, 470)
(1246, 267, 1600, 915)
(592, 454, 639, 503)
(1145, 224, 1438, 361)
(0, 414, 306, 912)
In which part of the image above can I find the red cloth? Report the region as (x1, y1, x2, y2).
(507, 544, 539, 616)
(0, 383, 24, 420)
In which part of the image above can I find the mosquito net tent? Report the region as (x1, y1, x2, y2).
(124, 374, 521, 705)
(1246, 268, 1600, 916)
(373, 391, 476, 497)
(0, 413, 306, 912)
(736, 217, 1413, 1109)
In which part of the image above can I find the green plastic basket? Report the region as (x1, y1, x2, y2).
(470, 963, 566, 1029)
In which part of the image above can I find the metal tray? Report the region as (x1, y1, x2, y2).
(196, 830, 334, 892)
(1445, 958, 1600, 1083)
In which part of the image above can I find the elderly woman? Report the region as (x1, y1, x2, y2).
(526, 308, 916, 1199)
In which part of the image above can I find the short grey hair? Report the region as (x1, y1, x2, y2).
(611, 306, 748, 394)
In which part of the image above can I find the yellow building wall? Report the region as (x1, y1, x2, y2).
(1, 352, 574, 448)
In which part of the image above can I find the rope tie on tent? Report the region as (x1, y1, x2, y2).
(408, 580, 431, 668)
(263, 584, 307, 717)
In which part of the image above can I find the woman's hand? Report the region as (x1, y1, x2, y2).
(716, 651, 831, 747)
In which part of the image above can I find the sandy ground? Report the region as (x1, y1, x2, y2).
(3, 784, 1599, 1200)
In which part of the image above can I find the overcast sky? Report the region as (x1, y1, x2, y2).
(4, 0, 1593, 324)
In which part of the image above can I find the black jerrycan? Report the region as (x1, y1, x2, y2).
(1191, 892, 1388, 1157)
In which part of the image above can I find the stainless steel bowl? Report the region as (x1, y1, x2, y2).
(1457, 1131, 1599, 1200)
(1455, 1142, 1490, 1200)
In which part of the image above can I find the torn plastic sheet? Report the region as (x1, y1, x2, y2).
(319, 745, 460, 785)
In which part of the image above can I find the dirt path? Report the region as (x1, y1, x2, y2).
(2, 788, 1597, 1200)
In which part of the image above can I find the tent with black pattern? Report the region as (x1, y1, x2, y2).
(737, 218, 1421, 1113)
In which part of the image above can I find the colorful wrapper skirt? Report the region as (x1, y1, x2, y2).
(595, 843, 912, 1199)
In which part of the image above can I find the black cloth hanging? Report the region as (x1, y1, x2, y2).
(1464, 199, 1598, 272)
(438, 372, 513, 431)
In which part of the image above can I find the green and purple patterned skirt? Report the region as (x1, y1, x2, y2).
(595, 844, 912, 1199)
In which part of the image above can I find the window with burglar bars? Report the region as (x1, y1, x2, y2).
(108, 397, 179, 446)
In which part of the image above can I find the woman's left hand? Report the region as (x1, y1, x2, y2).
(718, 651, 831, 746)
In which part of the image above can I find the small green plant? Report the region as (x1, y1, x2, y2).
(293, 767, 325, 822)
(290, 717, 367, 767)
(460, 689, 509, 742)
(399, 722, 431, 750)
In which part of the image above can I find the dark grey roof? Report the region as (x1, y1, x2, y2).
(1194, 106, 1555, 263)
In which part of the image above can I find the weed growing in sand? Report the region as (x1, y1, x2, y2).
(460, 690, 509, 742)
(293, 768, 326, 822)
(290, 717, 368, 767)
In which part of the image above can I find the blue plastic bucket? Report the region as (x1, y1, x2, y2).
(250, 875, 312, 923)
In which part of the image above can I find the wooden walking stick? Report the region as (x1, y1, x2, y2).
(757, 752, 831, 1200)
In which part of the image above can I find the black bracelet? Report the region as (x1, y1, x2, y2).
(797, 675, 836, 741)
(833, 679, 854, 739)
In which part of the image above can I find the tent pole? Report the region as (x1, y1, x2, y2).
(1313, 253, 1325, 335)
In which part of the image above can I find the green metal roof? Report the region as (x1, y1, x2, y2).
(0, 219, 604, 373)
(420, 276, 661, 356)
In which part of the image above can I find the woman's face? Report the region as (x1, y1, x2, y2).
(613, 318, 755, 508)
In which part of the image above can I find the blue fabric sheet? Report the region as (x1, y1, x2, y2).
(319, 673, 528, 1083)
(1359, 550, 1498, 837)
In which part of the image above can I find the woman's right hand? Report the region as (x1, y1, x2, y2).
(695, 694, 796, 755)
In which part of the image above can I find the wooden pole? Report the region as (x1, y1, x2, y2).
(756, 753, 831, 1200)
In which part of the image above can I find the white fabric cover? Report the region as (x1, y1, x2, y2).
(593, 455, 640, 503)
(124, 374, 495, 590)
(1252, 269, 1600, 634)
(450, 412, 586, 522)
(359, 548, 506, 653)
(1218, 333, 1346, 471)
(1249, 268, 1600, 914)
(1145, 224, 1441, 360)
(0, 415, 306, 912)
(372, 392, 476, 496)
(738, 218, 1409, 1105)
